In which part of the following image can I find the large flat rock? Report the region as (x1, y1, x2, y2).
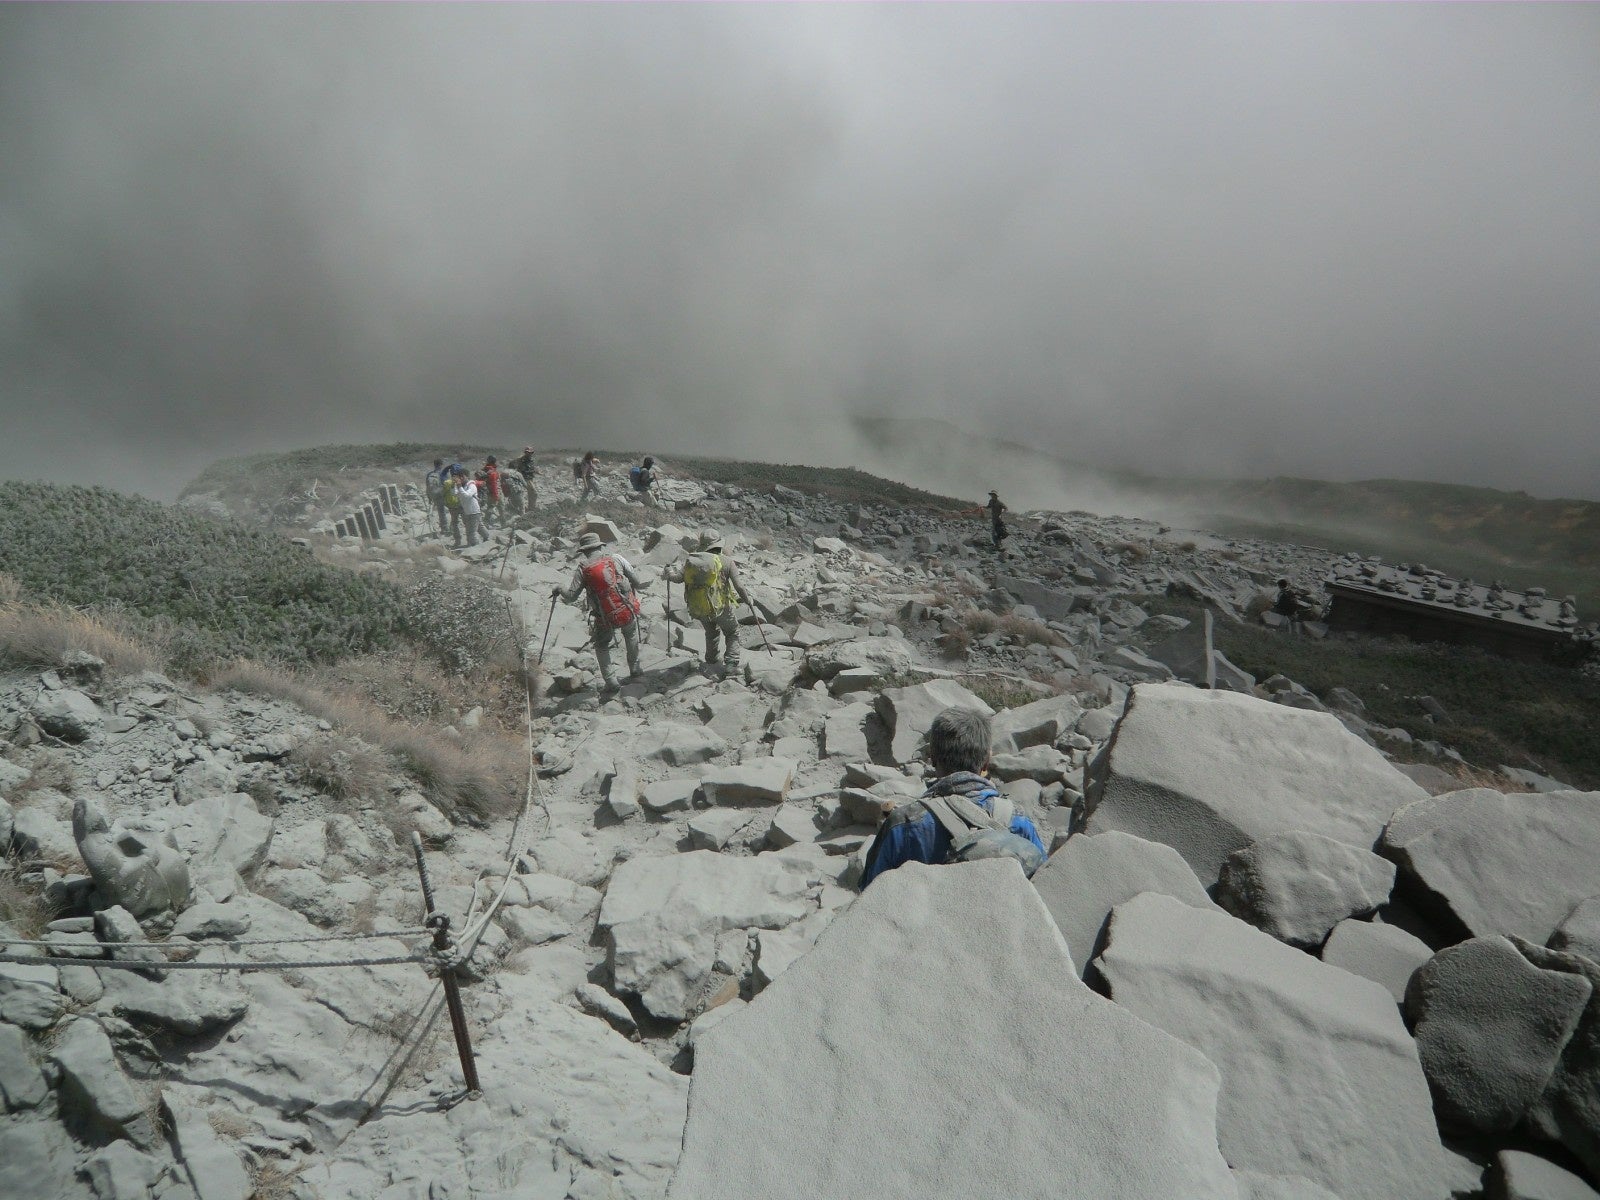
(669, 860, 1240, 1200)
(874, 679, 994, 766)
(598, 851, 815, 1021)
(1085, 684, 1426, 883)
(1031, 830, 1218, 975)
(1405, 936, 1591, 1135)
(1216, 831, 1396, 948)
(1381, 788, 1600, 945)
(1096, 892, 1451, 1200)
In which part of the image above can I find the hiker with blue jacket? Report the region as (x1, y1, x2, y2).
(859, 706, 1047, 888)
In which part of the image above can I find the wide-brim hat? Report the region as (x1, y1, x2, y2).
(576, 532, 603, 553)
(700, 529, 723, 551)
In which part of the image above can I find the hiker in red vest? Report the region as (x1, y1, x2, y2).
(478, 457, 503, 528)
(553, 531, 646, 693)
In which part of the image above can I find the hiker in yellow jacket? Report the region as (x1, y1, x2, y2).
(667, 529, 751, 676)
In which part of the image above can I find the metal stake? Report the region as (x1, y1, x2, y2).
(747, 599, 773, 652)
(410, 831, 481, 1098)
(664, 577, 674, 657)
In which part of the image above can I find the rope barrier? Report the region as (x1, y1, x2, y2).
(0, 928, 430, 951)
(0, 951, 429, 971)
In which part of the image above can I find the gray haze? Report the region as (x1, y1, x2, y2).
(2, 4, 1598, 504)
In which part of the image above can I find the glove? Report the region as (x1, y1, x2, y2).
(550, 588, 561, 600)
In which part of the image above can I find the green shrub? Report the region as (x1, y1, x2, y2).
(0, 482, 407, 669)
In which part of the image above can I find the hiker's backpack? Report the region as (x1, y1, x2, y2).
(682, 552, 738, 620)
(571, 460, 583, 481)
(918, 789, 1045, 877)
(628, 465, 646, 490)
(580, 557, 641, 628)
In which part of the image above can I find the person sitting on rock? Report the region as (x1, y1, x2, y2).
(859, 706, 1046, 888)
(666, 529, 751, 677)
(554, 531, 645, 694)
(628, 456, 659, 507)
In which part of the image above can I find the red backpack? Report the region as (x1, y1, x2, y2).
(580, 557, 641, 628)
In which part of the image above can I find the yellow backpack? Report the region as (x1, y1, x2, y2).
(683, 553, 737, 619)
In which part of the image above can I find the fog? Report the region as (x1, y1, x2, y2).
(2, 4, 1597, 504)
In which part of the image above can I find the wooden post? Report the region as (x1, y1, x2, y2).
(410, 832, 482, 1098)
(355, 509, 373, 540)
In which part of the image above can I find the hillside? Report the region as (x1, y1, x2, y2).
(3, 446, 1598, 1199)
(848, 416, 1600, 609)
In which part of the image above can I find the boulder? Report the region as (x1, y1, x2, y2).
(32, 688, 103, 742)
(1085, 684, 1426, 883)
(521, 829, 609, 887)
(742, 650, 802, 693)
(686, 809, 754, 851)
(173, 757, 238, 805)
(1406, 936, 1591, 1135)
(95, 966, 251, 1037)
(990, 694, 1083, 753)
(153, 792, 274, 879)
(74, 797, 190, 918)
(0, 960, 63, 1030)
(640, 777, 698, 816)
(821, 703, 872, 761)
(701, 760, 795, 807)
(1514, 940, 1600, 1181)
(765, 805, 818, 849)
(1320, 919, 1433, 1003)
(989, 745, 1072, 784)
(597, 851, 815, 1022)
(170, 901, 252, 941)
(1552, 898, 1600, 964)
(1216, 832, 1397, 948)
(577, 516, 621, 543)
(804, 637, 914, 681)
(50, 1017, 155, 1145)
(167, 1094, 253, 1200)
(995, 574, 1081, 621)
(82, 1143, 165, 1200)
(637, 723, 728, 766)
(1232, 1173, 1344, 1200)
(874, 679, 994, 766)
(1096, 892, 1451, 1200)
(669, 861, 1239, 1199)
(0, 796, 12, 852)
(1490, 1150, 1600, 1200)
(0, 1119, 87, 1200)
(12, 802, 78, 862)
(1031, 831, 1218, 976)
(0, 1022, 48, 1110)
(1382, 789, 1600, 946)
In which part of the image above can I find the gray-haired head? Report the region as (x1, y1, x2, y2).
(927, 706, 992, 776)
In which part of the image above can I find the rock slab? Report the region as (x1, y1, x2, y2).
(1097, 891, 1450, 1200)
(669, 860, 1240, 1200)
(1216, 830, 1396, 948)
(1086, 684, 1425, 883)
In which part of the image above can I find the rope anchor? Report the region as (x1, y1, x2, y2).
(412, 830, 483, 1099)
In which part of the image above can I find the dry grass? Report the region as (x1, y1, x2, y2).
(213, 660, 520, 823)
(5, 750, 78, 804)
(0, 857, 58, 937)
(962, 609, 1065, 648)
(1110, 539, 1151, 562)
(288, 735, 391, 809)
(248, 1160, 308, 1200)
(0, 581, 164, 675)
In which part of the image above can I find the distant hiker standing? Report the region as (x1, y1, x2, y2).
(554, 531, 645, 693)
(453, 469, 485, 548)
(426, 458, 450, 533)
(511, 446, 537, 483)
(479, 457, 503, 527)
(442, 470, 462, 544)
(667, 529, 751, 676)
(629, 456, 658, 507)
(578, 451, 601, 502)
(986, 491, 1008, 554)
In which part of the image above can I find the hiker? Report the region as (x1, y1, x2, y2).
(442, 469, 462, 544)
(666, 529, 751, 675)
(453, 468, 485, 548)
(511, 446, 537, 483)
(628, 456, 658, 507)
(425, 458, 450, 533)
(478, 457, 503, 527)
(1271, 578, 1313, 632)
(986, 491, 1009, 557)
(553, 531, 645, 693)
(578, 451, 601, 501)
(859, 706, 1046, 888)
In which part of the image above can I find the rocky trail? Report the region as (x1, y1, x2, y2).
(2, 454, 1598, 1199)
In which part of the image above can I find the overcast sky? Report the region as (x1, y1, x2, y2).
(2, 4, 1597, 503)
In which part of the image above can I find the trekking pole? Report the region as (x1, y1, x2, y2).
(497, 520, 519, 581)
(537, 596, 557, 669)
(746, 598, 773, 652)
(664, 577, 674, 657)
(410, 832, 481, 1098)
